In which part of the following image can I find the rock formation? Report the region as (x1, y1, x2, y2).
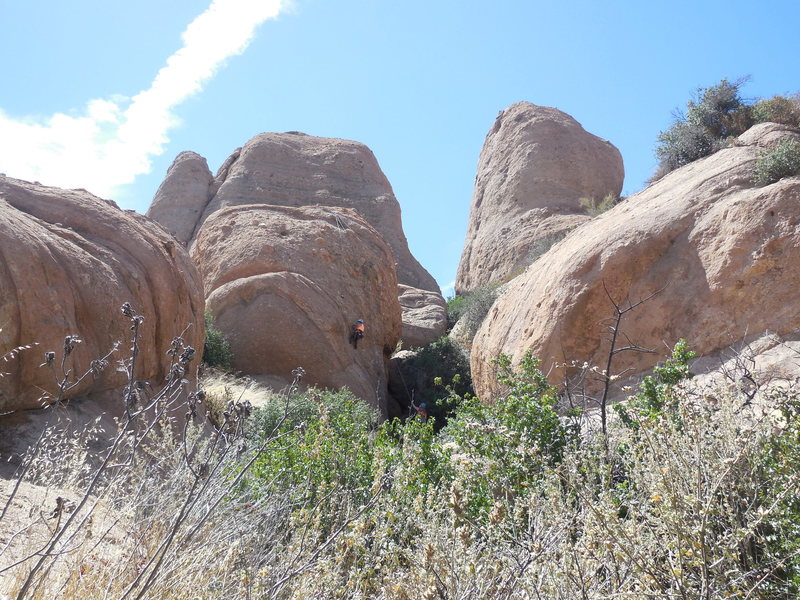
(149, 132, 446, 349)
(191, 204, 402, 415)
(0, 176, 205, 412)
(397, 285, 448, 349)
(151, 133, 438, 289)
(146, 151, 215, 245)
(456, 102, 624, 293)
(470, 123, 800, 399)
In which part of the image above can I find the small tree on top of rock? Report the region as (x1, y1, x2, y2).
(653, 78, 754, 179)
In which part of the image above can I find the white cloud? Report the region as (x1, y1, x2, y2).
(0, 0, 285, 198)
(441, 280, 456, 299)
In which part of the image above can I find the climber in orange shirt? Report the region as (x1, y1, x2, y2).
(350, 319, 365, 349)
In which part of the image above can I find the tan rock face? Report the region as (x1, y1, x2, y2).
(397, 284, 448, 349)
(191, 205, 402, 415)
(0, 177, 205, 412)
(456, 102, 624, 293)
(148, 133, 446, 352)
(149, 132, 438, 293)
(470, 123, 800, 399)
(146, 151, 214, 245)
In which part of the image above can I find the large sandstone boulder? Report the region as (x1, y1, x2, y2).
(0, 176, 205, 412)
(456, 102, 624, 293)
(397, 284, 448, 349)
(191, 205, 402, 415)
(146, 151, 214, 245)
(149, 132, 446, 350)
(470, 123, 800, 399)
(150, 132, 438, 292)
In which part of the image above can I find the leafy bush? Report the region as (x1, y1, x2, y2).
(654, 78, 754, 178)
(524, 230, 567, 264)
(579, 192, 619, 216)
(614, 338, 695, 430)
(752, 94, 800, 127)
(438, 351, 575, 517)
(758, 392, 800, 594)
(389, 335, 473, 424)
(753, 138, 800, 186)
(202, 309, 233, 369)
(445, 293, 467, 329)
(249, 388, 380, 512)
(6, 307, 800, 599)
(448, 283, 499, 340)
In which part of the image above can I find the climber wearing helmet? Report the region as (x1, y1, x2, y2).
(350, 319, 365, 349)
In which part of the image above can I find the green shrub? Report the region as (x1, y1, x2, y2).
(654, 78, 754, 178)
(450, 283, 499, 340)
(524, 230, 567, 263)
(438, 351, 575, 517)
(753, 138, 800, 186)
(446, 293, 467, 329)
(202, 310, 234, 370)
(757, 392, 800, 594)
(614, 338, 695, 430)
(579, 193, 620, 216)
(390, 335, 473, 425)
(249, 388, 380, 510)
(752, 94, 800, 127)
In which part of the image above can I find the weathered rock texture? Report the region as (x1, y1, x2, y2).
(151, 132, 438, 292)
(149, 132, 446, 353)
(397, 284, 448, 349)
(146, 151, 214, 245)
(191, 204, 402, 414)
(471, 123, 800, 399)
(0, 176, 205, 411)
(456, 102, 624, 293)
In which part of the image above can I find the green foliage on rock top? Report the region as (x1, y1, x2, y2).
(654, 78, 754, 178)
(753, 138, 800, 186)
(579, 192, 620, 216)
(446, 283, 499, 338)
(752, 94, 800, 127)
(653, 80, 800, 182)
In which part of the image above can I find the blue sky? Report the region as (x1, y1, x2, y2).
(2, 1, 798, 296)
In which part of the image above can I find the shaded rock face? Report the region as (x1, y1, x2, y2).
(470, 123, 800, 400)
(0, 177, 205, 412)
(456, 102, 624, 293)
(191, 205, 402, 415)
(397, 284, 448, 349)
(146, 151, 214, 245)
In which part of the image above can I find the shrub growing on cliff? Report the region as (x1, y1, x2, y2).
(202, 309, 234, 370)
(654, 78, 754, 179)
(752, 94, 800, 127)
(448, 283, 499, 340)
(579, 193, 619, 216)
(753, 138, 800, 186)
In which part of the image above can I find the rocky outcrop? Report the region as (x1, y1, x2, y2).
(397, 285, 448, 349)
(0, 176, 205, 412)
(150, 132, 439, 293)
(470, 123, 800, 399)
(149, 133, 446, 353)
(456, 102, 624, 293)
(146, 151, 214, 245)
(191, 204, 402, 415)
